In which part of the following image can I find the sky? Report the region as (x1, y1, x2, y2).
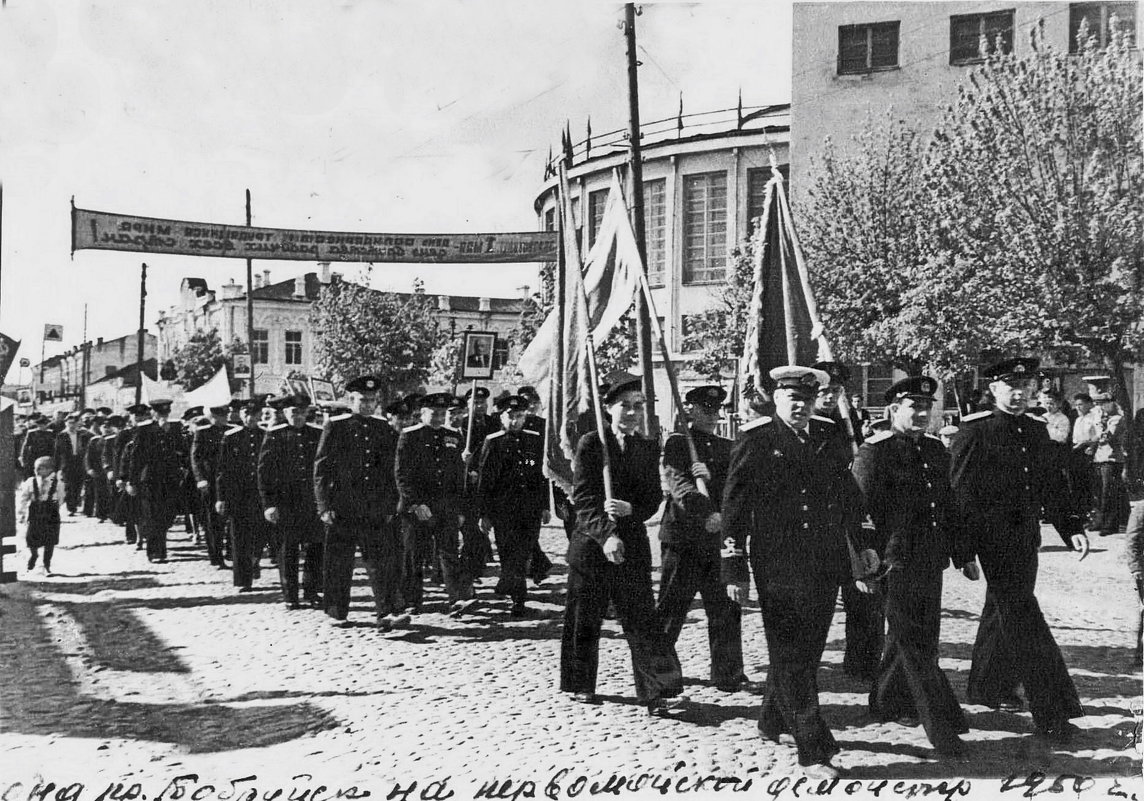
(0, 0, 794, 372)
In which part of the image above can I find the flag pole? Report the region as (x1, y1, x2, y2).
(581, 317, 615, 506)
(245, 189, 256, 399)
(135, 263, 147, 406)
(464, 378, 478, 472)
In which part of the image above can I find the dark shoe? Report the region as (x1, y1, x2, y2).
(391, 613, 412, 629)
(376, 615, 394, 632)
(237, 586, 255, 593)
(26, 555, 36, 571)
(715, 676, 764, 694)
(801, 763, 839, 780)
(572, 692, 600, 705)
(509, 602, 530, 618)
(449, 598, 478, 617)
(647, 695, 687, 717)
(1035, 721, 1081, 744)
(286, 601, 302, 611)
(897, 716, 920, 728)
(331, 619, 353, 629)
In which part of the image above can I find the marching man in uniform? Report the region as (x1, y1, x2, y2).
(192, 403, 235, 569)
(396, 392, 475, 617)
(852, 376, 975, 758)
(722, 366, 872, 778)
(559, 370, 685, 715)
(476, 393, 548, 617)
(259, 392, 326, 610)
(314, 376, 405, 629)
(951, 357, 1087, 742)
(656, 385, 753, 693)
(217, 398, 269, 592)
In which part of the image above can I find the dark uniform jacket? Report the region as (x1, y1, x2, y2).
(259, 422, 323, 514)
(476, 428, 546, 519)
(572, 431, 663, 547)
(315, 413, 399, 525)
(660, 428, 730, 554)
(852, 430, 972, 573)
(191, 424, 231, 496)
(217, 425, 265, 511)
(126, 420, 181, 497)
(85, 433, 105, 475)
(20, 429, 55, 471)
(722, 415, 864, 586)
(111, 428, 135, 480)
(53, 429, 91, 480)
(950, 408, 1081, 558)
(395, 423, 465, 515)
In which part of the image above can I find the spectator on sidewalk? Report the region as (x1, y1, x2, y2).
(1078, 393, 1127, 536)
(1124, 486, 1144, 665)
(19, 456, 62, 576)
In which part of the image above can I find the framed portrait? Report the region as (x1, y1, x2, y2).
(461, 331, 497, 380)
(309, 377, 337, 404)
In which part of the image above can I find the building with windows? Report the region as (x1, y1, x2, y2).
(156, 264, 524, 397)
(31, 331, 157, 411)
(533, 105, 791, 424)
(790, 1, 1140, 412)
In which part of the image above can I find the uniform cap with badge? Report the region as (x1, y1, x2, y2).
(126, 403, 151, 416)
(95, 406, 113, 416)
(601, 369, 643, 404)
(345, 375, 382, 394)
(182, 406, 204, 421)
(883, 375, 938, 405)
(768, 365, 831, 399)
(230, 397, 264, 412)
(494, 394, 530, 413)
(208, 403, 231, 415)
(462, 386, 491, 402)
(517, 385, 540, 403)
(268, 392, 312, 410)
(683, 385, 727, 412)
(420, 392, 455, 409)
(384, 398, 409, 417)
(982, 357, 1040, 383)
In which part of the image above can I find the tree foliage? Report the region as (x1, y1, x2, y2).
(796, 19, 1141, 404)
(171, 328, 227, 392)
(310, 273, 443, 400)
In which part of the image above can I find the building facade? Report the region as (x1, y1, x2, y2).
(533, 105, 792, 425)
(790, 0, 1140, 413)
(31, 331, 157, 411)
(156, 264, 525, 398)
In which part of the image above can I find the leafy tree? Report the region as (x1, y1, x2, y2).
(171, 328, 227, 391)
(797, 115, 929, 373)
(680, 245, 755, 380)
(310, 273, 443, 401)
(924, 19, 1142, 406)
(428, 336, 464, 392)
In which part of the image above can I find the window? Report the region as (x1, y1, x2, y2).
(643, 179, 666, 286)
(838, 21, 900, 74)
(252, 329, 269, 364)
(588, 189, 609, 248)
(284, 330, 303, 365)
(544, 208, 556, 232)
(950, 10, 1014, 64)
(682, 172, 728, 284)
(1069, 3, 1136, 51)
(493, 338, 510, 370)
(862, 364, 895, 408)
(746, 165, 791, 236)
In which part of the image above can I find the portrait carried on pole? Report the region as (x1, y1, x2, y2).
(461, 331, 497, 380)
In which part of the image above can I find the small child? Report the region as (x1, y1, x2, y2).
(19, 456, 62, 576)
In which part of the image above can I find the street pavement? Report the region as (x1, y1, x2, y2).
(1, 512, 1141, 799)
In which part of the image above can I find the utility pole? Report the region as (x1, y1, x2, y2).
(135, 263, 147, 406)
(80, 303, 88, 409)
(245, 189, 256, 399)
(623, 3, 658, 438)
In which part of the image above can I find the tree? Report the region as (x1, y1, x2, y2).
(680, 245, 755, 380)
(924, 20, 1142, 406)
(428, 336, 464, 392)
(797, 115, 929, 373)
(310, 273, 443, 401)
(171, 328, 227, 391)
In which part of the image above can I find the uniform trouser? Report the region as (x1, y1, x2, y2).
(529, 539, 553, 582)
(91, 475, 110, 520)
(1093, 462, 1126, 534)
(139, 494, 176, 561)
(460, 507, 492, 580)
(62, 471, 82, 513)
(402, 508, 470, 609)
(559, 532, 683, 704)
(229, 503, 268, 588)
(869, 567, 967, 749)
(754, 569, 841, 767)
(274, 508, 324, 602)
(967, 546, 1084, 728)
(323, 519, 403, 620)
(656, 543, 743, 686)
(82, 474, 95, 516)
(841, 581, 885, 680)
(491, 512, 542, 604)
(199, 489, 226, 565)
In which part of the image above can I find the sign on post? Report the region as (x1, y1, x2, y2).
(232, 354, 252, 380)
(461, 331, 497, 381)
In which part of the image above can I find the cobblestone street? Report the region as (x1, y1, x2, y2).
(1, 513, 1141, 798)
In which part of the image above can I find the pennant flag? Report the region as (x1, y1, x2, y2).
(0, 333, 19, 385)
(585, 116, 592, 159)
(562, 121, 575, 165)
(741, 166, 831, 400)
(43, 324, 63, 342)
(182, 366, 233, 409)
(517, 170, 642, 385)
(737, 88, 743, 129)
(677, 93, 684, 134)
